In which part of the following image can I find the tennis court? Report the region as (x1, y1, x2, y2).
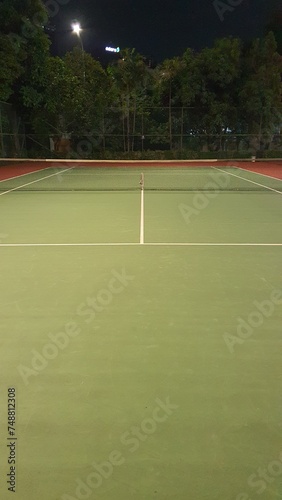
(0, 159, 282, 500)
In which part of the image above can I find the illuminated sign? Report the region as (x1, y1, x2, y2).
(105, 46, 120, 53)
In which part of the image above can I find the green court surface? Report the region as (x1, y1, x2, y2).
(0, 165, 282, 500)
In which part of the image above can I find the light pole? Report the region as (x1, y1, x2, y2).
(71, 23, 85, 83)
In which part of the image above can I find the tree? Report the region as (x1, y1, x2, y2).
(168, 49, 200, 151)
(265, 8, 282, 55)
(108, 48, 151, 152)
(29, 49, 110, 156)
(0, 34, 24, 101)
(238, 32, 282, 152)
(156, 57, 184, 150)
(0, 0, 50, 103)
(191, 38, 242, 151)
(154, 39, 242, 152)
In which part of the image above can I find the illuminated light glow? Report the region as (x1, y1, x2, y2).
(105, 46, 120, 53)
(72, 23, 82, 35)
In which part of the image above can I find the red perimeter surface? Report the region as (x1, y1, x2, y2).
(0, 163, 50, 181)
(0, 159, 281, 181)
(231, 162, 282, 180)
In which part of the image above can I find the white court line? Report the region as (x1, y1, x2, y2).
(0, 166, 52, 184)
(0, 167, 75, 196)
(235, 165, 282, 183)
(145, 243, 282, 246)
(0, 242, 282, 247)
(140, 173, 144, 244)
(0, 243, 141, 247)
(212, 167, 282, 195)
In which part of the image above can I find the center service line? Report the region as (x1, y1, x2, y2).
(140, 173, 145, 244)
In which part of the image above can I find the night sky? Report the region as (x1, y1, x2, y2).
(49, 0, 280, 63)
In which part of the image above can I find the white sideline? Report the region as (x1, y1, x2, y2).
(0, 242, 281, 247)
(0, 167, 74, 196)
(140, 175, 145, 244)
(212, 167, 282, 195)
(0, 167, 52, 184)
(235, 165, 282, 183)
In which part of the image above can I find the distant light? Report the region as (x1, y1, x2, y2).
(105, 46, 120, 53)
(72, 23, 82, 35)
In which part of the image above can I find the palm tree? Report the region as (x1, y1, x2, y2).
(157, 57, 183, 150)
(108, 48, 150, 152)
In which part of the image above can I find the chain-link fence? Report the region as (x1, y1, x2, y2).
(1, 106, 281, 159)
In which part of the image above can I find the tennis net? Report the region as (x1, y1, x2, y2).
(0, 159, 282, 193)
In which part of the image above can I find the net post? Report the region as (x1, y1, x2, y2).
(140, 172, 144, 190)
